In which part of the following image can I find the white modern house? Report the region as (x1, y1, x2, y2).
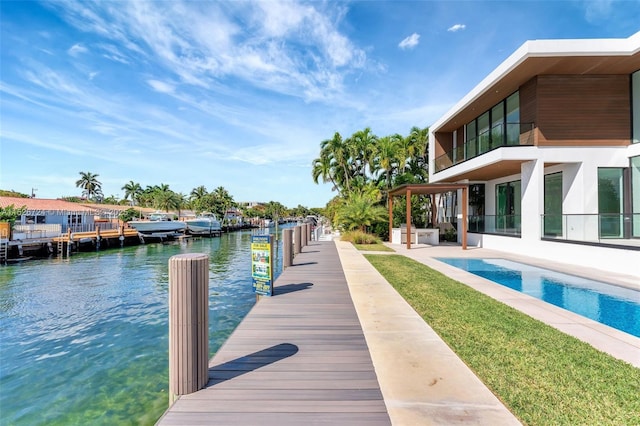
(428, 31, 640, 276)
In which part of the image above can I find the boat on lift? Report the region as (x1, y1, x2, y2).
(185, 213, 222, 236)
(128, 212, 186, 234)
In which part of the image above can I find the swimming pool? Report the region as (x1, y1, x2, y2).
(436, 258, 640, 338)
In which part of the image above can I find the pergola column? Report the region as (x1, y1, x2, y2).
(406, 189, 411, 250)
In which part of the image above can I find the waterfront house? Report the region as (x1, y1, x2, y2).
(428, 31, 640, 275)
(0, 196, 99, 239)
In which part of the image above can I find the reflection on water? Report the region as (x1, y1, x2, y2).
(0, 228, 284, 425)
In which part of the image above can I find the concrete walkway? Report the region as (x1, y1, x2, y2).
(335, 241, 521, 425)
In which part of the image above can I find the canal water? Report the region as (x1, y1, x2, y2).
(0, 227, 286, 425)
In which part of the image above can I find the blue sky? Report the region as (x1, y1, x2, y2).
(1, 1, 639, 208)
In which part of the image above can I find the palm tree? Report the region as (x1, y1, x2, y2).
(312, 154, 340, 195)
(374, 134, 403, 190)
(190, 186, 208, 201)
(335, 191, 387, 232)
(76, 171, 102, 201)
(189, 186, 209, 214)
(121, 181, 143, 206)
(212, 186, 234, 223)
(154, 189, 181, 213)
(320, 132, 351, 193)
(349, 127, 378, 179)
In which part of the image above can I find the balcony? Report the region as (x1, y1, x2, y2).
(541, 214, 640, 247)
(435, 123, 535, 173)
(468, 215, 521, 237)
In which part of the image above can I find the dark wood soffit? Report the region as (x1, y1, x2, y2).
(432, 160, 525, 182)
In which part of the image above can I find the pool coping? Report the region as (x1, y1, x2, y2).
(385, 244, 640, 369)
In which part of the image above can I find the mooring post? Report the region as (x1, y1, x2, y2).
(168, 253, 209, 406)
(282, 228, 293, 268)
(306, 222, 312, 242)
(301, 223, 308, 249)
(293, 225, 301, 256)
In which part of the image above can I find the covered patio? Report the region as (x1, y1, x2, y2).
(387, 183, 469, 250)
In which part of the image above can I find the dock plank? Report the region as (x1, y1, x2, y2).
(156, 241, 391, 425)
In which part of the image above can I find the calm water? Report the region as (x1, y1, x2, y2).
(0, 228, 285, 425)
(437, 258, 640, 338)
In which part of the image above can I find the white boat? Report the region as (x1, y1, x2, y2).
(185, 213, 222, 236)
(128, 212, 186, 234)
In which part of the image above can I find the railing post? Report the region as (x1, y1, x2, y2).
(283, 229, 293, 268)
(168, 253, 209, 406)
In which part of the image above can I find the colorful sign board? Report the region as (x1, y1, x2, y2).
(251, 235, 273, 296)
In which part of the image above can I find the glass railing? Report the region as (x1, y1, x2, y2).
(541, 214, 640, 242)
(435, 122, 535, 172)
(468, 215, 521, 236)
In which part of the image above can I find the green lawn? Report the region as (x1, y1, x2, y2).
(365, 254, 640, 426)
(353, 243, 394, 252)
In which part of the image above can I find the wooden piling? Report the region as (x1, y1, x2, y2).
(293, 225, 301, 256)
(168, 253, 209, 406)
(282, 229, 293, 268)
(302, 223, 308, 248)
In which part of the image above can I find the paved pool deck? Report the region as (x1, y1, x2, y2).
(378, 242, 640, 369)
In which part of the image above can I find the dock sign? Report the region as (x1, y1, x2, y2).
(251, 235, 273, 296)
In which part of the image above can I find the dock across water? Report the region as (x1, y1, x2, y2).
(157, 239, 391, 425)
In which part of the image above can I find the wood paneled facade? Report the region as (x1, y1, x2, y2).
(528, 75, 630, 146)
(434, 74, 632, 172)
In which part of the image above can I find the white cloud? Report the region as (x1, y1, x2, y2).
(68, 43, 88, 56)
(398, 33, 420, 50)
(48, 1, 367, 103)
(147, 79, 175, 94)
(447, 24, 466, 32)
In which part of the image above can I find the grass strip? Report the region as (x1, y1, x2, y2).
(353, 243, 394, 252)
(364, 254, 640, 426)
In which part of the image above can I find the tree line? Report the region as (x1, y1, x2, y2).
(312, 126, 432, 236)
(68, 172, 319, 222)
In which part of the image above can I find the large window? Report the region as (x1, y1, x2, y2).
(632, 156, 640, 237)
(491, 103, 504, 149)
(633, 70, 639, 144)
(496, 180, 521, 233)
(544, 173, 563, 237)
(464, 92, 521, 161)
(466, 120, 477, 158)
(468, 184, 486, 232)
(477, 111, 490, 154)
(598, 168, 624, 238)
(506, 92, 520, 145)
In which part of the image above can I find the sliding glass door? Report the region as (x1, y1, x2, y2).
(598, 168, 624, 238)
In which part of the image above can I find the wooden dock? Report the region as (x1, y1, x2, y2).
(157, 240, 391, 425)
(52, 226, 140, 256)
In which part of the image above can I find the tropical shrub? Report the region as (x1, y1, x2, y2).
(341, 230, 381, 244)
(119, 208, 142, 223)
(0, 204, 27, 225)
(334, 190, 387, 233)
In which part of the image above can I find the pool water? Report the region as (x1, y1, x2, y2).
(436, 258, 640, 338)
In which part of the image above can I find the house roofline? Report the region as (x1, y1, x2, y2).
(430, 31, 640, 133)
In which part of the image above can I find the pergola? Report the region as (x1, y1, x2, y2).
(387, 183, 469, 250)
